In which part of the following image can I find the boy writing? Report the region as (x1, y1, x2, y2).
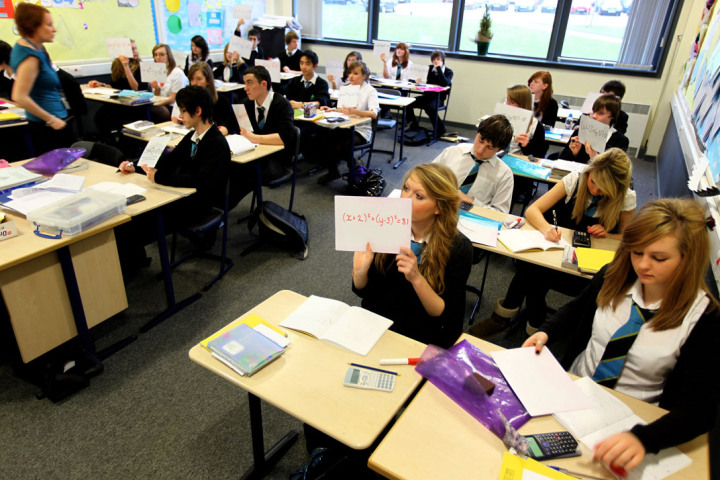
(433, 114, 514, 213)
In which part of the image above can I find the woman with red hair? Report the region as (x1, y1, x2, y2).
(528, 70, 558, 128)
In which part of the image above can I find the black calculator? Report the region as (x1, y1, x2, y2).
(460, 201, 473, 211)
(524, 431, 581, 461)
(572, 230, 592, 248)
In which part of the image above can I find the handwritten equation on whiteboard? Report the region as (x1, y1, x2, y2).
(335, 196, 412, 254)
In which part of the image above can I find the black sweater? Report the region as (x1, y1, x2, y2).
(534, 97, 558, 128)
(520, 121, 548, 158)
(540, 265, 720, 454)
(352, 233, 473, 348)
(284, 75, 330, 107)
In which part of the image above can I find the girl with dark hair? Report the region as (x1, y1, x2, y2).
(184, 35, 213, 75)
(327, 50, 363, 90)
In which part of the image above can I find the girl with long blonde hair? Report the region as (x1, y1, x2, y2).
(352, 163, 473, 347)
(525, 198, 719, 473)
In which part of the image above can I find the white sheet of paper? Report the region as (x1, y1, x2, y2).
(255, 59, 281, 83)
(491, 347, 593, 417)
(373, 40, 391, 58)
(105, 37, 133, 59)
(232, 104, 254, 132)
(337, 84, 361, 109)
(36, 173, 84, 193)
(494, 103, 533, 135)
(140, 62, 168, 84)
(233, 4, 252, 20)
(578, 115, 610, 153)
(229, 36, 253, 60)
(406, 63, 427, 83)
(457, 217, 498, 247)
(334, 196, 411, 254)
(138, 136, 172, 168)
(325, 59, 344, 84)
(86, 182, 146, 198)
(225, 134, 256, 155)
(581, 91, 603, 114)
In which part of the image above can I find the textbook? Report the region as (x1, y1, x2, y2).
(0, 111, 24, 126)
(0, 166, 43, 192)
(498, 229, 570, 253)
(575, 247, 615, 274)
(206, 323, 285, 376)
(123, 120, 161, 138)
(279, 295, 393, 356)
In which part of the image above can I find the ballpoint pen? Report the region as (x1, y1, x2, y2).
(553, 209, 559, 234)
(349, 363, 399, 376)
(116, 161, 133, 173)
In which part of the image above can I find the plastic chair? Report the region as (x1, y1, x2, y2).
(169, 177, 233, 291)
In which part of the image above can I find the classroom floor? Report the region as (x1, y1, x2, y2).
(0, 123, 660, 479)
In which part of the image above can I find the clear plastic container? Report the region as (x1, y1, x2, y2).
(27, 190, 127, 238)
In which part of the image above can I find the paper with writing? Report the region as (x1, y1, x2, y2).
(138, 136, 171, 168)
(494, 103, 533, 135)
(491, 347, 593, 416)
(406, 63, 428, 83)
(373, 40, 391, 58)
(255, 59, 281, 83)
(334, 195, 411, 254)
(325, 59, 344, 84)
(232, 104, 254, 132)
(580, 91, 602, 114)
(578, 115, 610, 153)
(229, 35, 253, 60)
(105, 37, 133, 59)
(140, 62, 168, 84)
(337, 84, 361, 108)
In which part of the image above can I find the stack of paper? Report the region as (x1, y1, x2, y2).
(225, 134, 257, 156)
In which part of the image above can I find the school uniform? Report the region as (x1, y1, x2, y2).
(614, 109, 629, 135)
(278, 48, 302, 72)
(159, 67, 189, 105)
(213, 62, 247, 83)
(406, 64, 453, 135)
(541, 265, 720, 454)
(559, 128, 629, 164)
(432, 144, 514, 213)
(508, 117, 547, 158)
(244, 46, 265, 67)
(385, 59, 413, 81)
(534, 97, 558, 127)
(285, 73, 330, 160)
(183, 56, 214, 77)
(213, 93, 240, 135)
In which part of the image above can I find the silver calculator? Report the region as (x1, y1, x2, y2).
(343, 367, 395, 392)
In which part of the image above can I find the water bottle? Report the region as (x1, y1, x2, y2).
(565, 113, 573, 130)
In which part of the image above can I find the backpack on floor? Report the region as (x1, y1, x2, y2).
(403, 127, 430, 146)
(346, 167, 386, 197)
(251, 201, 309, 260)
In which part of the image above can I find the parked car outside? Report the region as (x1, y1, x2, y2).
(570, 0, 593, 14)
(540, 0, 556, 13)
(487, 0, 510, 11)
(514, 0, 537, 12)
(598, 0, 622, 15)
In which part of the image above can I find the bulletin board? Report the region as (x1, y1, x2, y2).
(0, 0, 157, 63)
(153, 0, 265, 54)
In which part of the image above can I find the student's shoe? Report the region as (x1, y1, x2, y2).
(318, 171, 341, 185)
(469, 298, 520, 339)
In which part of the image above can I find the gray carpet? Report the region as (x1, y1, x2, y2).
(0, 124, 659, 480)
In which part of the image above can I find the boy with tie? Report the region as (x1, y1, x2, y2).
(278, 31, 302, 73)
(432, 115, 514, 213)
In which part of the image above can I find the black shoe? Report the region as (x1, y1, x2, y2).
(318, 171, 341, 185)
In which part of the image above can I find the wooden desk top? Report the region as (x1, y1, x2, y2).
(469, 206, 619, 278)
(189, 290, 426, 450)
(368, 334, 708, 480)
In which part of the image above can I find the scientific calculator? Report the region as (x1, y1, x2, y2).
(524, 431, 581, 461)
(343, 367, 395, 392)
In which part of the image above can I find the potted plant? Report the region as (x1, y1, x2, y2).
(474, 4, 493, 55)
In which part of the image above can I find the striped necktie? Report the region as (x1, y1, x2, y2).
(459, 155, 481, 194)
(592, 300, 656, 389)
(257, 106, 266, 129)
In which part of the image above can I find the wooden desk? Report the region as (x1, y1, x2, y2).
(368, 334, 708, 480)
(189, 290, 425, 478)
(546, 127, 573, 145)
(215, 82, 245, 93)
(469, 206, 619, 279)
(81, 86, 167, 107)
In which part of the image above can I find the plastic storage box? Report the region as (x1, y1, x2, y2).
(27, 190, 127, 238)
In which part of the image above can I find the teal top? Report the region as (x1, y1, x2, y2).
(10, 42, 67, 123)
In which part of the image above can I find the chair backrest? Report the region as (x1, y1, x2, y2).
(376, 87, 402, 98)
(71, 141, 125, 167)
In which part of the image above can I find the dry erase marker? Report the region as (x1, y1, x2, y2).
(349, 363, 399, 376)
(116, 162, 133, 173)
(534, 341, 543, 355)
(380, 358, 420, 366)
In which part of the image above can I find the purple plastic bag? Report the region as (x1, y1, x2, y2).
(23, 148, 86, 176)
(415, 340, 530, 439)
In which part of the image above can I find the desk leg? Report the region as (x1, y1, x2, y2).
(427, 93, 441, 147)
(392, 105, 408, 169)
(240, 393, 299, 480)
(57, 246, 103, 375)
(140, 210, 202, 333)
(240, 163, 265, 257)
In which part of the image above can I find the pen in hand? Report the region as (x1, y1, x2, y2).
(552, 209, 559, 234)
(116, 162, 133, 173)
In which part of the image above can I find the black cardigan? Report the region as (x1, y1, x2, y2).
(352, 233, 473, 348)
(540, 265, 720, 454)
(534, 97, 558, 128)
(284, 75, 330, 107)
(213, 94, 240, 135)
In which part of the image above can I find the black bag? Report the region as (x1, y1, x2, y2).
(347, 168, 386, 197)
(403, 127, 430, 146)
(251, 201, 309, 259)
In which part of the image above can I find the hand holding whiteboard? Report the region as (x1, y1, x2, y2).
(580, 91, 602, 114)
(229, 36, 253, 61)
(373, 41, 391, 58)
(578, 115, 610, 153)
(140, 62, 168, 85)
(105, 38, 133, 59)
(337, 84, 361, 109)
(255, 59, 281, 83)
(406, 63, 428, 84)
(335, 196, 412, 254)
(493, 103, 533, 136)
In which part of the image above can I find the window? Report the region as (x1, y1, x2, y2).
(299, 0, 678, 74)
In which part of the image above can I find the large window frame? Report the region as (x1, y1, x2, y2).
(296, 0, 684, 77)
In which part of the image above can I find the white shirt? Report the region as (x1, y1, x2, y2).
(570, 281, 709, 404)
(354, 82, 380, 142)
(301, 72, 318, 86)
(562, 170, 637, 213)
(432, 144, 514, 213)
(160, 67, 189, 105)
(190, 126, 210, 145)
(255, 91, 274, 127)
(386, 59, 414, 82)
